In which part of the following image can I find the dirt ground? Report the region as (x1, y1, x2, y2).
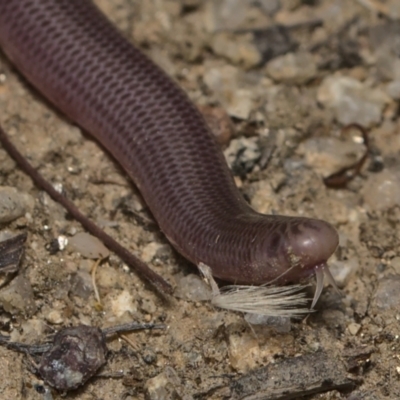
(1, 0, 400, 399)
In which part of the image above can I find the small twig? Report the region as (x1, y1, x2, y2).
(323, 123, 370, 188)
(91, 257, 103, 306)
(0, 124, 173, 295)
(104, 322, 166, 353)
(119, 334, 140, 352)
(0, 322, 165, 356)
(102, 322, 166, 336)
(3, 340, 53, 355)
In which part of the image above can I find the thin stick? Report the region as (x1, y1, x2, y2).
(0, 124, 173, 295)
(91, 258, 103, 305)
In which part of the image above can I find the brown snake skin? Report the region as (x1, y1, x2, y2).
(0, 0, 339, 286)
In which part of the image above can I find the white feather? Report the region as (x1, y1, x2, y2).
(198, 262, 310, 318)
(211, 284, 309, 317)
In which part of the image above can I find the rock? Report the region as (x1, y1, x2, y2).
(244, 314, 291, 332)
(321, 309, 346, 330)
(317, 76, 389, 127)
(256, 0, 281, 15)
(145, 367, 182, 400)
(204, 0, 252, 32)
(68, 232, 110, 259)
(70, 270, 93, 299)
(0, 186, 34, 224)
(17, 318, 47, 344)
(298, 136, 365, 176)
(175, 273, 212, 302)
(369, 21, 400, 81)
(264, 85, 318, 129)
(386, 80, 400, 100)
(362, 168, 400, 211)
(253, 25, 296, 64)
(210, 32, 261, 69)
(96, 264, 121, 289)
(347, 323, 361, 336)
(224, 136, 261, 174)
(109, 290, 137, 317)
(140, 297, 157, 315)
(204, 0, 276, 32)
(203, 65, 254, 120)
(266, 52, 317, 84)
(45, 309, 64, 325)
(228, 332, 259, 372)
(387, 0, 400, 19)
(141, 242, 170, 263)
(372, 275, 400, 311)
(0, 275, 37, 316)
(390, 257, 400, 275)
(329, 259, 359, 287)
(198, 105, 235, 145)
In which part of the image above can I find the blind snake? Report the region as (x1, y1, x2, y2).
(0, 0, 340, 313)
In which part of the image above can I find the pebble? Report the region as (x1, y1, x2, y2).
(144, 367, 182, 400)
(140, 297, 157, 315)
(0, 275, 37, 316)
(70, 270, 93, 299)
(298, 136, 365, 176)
(329, 259, 359, 287)
(250, 180, 278, 215)
(96, 264, 122, 289)
(198, 105, 234, 145)
(372, 275, 400, 311)
(142, 348, 157, 365)
(317, 76, 389, 127)
(265, 52, 317, 84)
(109, 290, 137, 317)
(228, 333, 259, 372)
(56, 235, 68, 251)
(203, 65, 254, 120)
(225, 88, 254, 120)
(321, 309, 346, 329)
(369, 21, 400, 81)
(387, 0, 400, 19)
(141, 242, 169, 263)
(204, 0, 253, 32)
(244, 314, 291, 332)
(224, 136, 261, 174)
(390, 257, 400, 275)
(347, 391, 381, 400)
(386, 80, 400, 100)
(253, 25, 295, 64)
(210, 32, 261, 69)
(257, 0, 281, 15)
(362, 168, 400, 211)
(204, 0, 274, 32)
(68, 232, 110, 259)
(0, 186, 34, 224)
(347, 323, 361, 336)
(38, 325, 107, 392)
(175, 274, 212, 302)
(45, 309, 64, 325)
(18, 318, 47, 343)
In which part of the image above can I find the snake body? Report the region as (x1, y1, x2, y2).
(0, 0, 338, 287)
